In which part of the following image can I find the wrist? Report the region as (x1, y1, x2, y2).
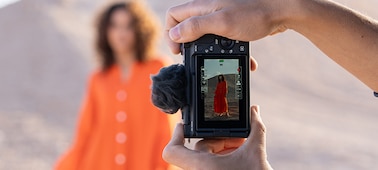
(274, 0, 309, 32)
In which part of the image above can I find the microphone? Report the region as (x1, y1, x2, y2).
(151, 64, 187, 114)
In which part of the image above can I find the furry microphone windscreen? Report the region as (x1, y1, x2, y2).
(151, 64, 186, 114)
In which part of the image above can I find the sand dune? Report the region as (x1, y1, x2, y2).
(0, 0, 377, 169)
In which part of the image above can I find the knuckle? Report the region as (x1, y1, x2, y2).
(215, 12, 233, 35)
(166, 6, 176, 19)
(256, 121, 266, 133)
(165, 8, 178, 28)
(166, 7, 173, 15)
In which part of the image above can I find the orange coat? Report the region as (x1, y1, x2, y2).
(55, 59, 170, 170)
(214, 81, 228, 113)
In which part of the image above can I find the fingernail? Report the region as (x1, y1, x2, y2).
(169, 27, 181, 41)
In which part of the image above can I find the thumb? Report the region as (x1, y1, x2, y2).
(168, 123, 185, 146)
(245, 105, 267, 150)
(162, 123, 185, 163)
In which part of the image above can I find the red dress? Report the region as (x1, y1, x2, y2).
(214, 81, 228, 114)
(55, 59, 170, 170)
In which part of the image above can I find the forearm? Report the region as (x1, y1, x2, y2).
(284, 0, 378, 91)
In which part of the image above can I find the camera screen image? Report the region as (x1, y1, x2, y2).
(201, 59, 243, 121)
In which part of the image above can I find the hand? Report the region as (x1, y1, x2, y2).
(165, 0, 293, 54)
(162, 106, 273, 170)
(166, 0, 378, 92)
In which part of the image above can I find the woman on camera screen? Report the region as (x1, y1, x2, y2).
(55, 2, 171, 170)
(214, 75, 229, 116)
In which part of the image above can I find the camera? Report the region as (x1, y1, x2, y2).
(182, 34, 250, 138)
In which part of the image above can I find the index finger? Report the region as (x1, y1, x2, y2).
(165, 0, 218, 54)
(243, 105, 267, 151)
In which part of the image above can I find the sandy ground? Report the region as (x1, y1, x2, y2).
(0, 0, 378, 169)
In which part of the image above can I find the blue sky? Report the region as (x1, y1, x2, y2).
(204, 59, 239, 80)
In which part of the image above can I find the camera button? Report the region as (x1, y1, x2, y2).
(240, 46, 245, 52)
(229, 49, 233, 54)
(221, 49, 225, 53)
(209, 45, 214, 52)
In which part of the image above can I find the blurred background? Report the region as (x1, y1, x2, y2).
(0, 0, 377, 169)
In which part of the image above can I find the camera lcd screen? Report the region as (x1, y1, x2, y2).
(196, 55, 249, 129)
(201, 59, 242, 121)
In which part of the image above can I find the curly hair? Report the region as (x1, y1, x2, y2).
(95, 1, 159, 70)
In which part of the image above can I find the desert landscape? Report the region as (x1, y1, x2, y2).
(0, 0, 378, 169)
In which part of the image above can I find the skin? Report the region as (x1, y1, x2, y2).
(107, 9, 137, 78)
(163, 106, 272, 170)
(164, 0, 378, 169)
(165, 0, 378, 91)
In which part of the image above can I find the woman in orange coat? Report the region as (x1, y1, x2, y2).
(214, 75, 229, 116)
(55, 2, 171, 170)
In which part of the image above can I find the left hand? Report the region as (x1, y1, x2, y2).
(162, 105, 273, 170)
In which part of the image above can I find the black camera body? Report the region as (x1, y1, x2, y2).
(182, 34, 250, 138)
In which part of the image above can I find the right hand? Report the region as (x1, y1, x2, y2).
(165, 0, 295, 54)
